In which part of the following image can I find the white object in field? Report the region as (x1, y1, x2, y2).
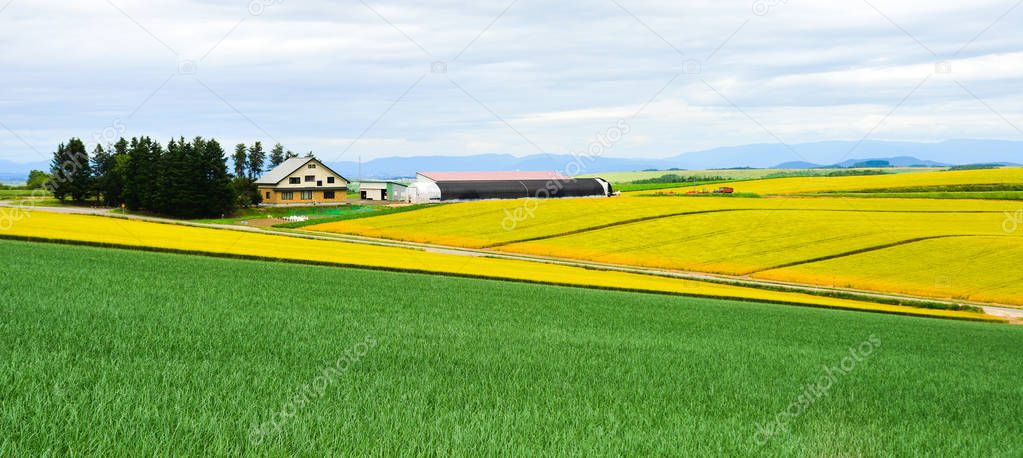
(281, 215, 309, 222)
(406, 181, 442, 203)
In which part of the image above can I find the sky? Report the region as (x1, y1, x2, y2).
(1, 0, 1021, 164)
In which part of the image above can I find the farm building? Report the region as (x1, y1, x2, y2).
(356, 180, 408, 201)
(407, 171, 613, 203)
(255, 157, 349, 205)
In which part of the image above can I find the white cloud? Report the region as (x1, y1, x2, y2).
(0, 0, 1021, 164)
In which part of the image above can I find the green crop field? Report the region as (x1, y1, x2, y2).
(2, 239, 1021, 455)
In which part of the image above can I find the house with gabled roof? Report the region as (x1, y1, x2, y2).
(255, 156, 349, 205)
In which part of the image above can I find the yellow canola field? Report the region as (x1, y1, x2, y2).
(629, 168, 1023, 196)
(497, 210, 1016, 276)
(308, 195, 1019, 248)
(755, 236, 1023, 306)
(0, 211, 999, 321)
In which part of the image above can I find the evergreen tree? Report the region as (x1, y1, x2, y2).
(247, 141, 265, 179)
(64, 138, 92, 202)
(49, 142, 70, 200)
(105, 138, 129, 206)
(157, 137, 188, 216)
(91, 144, 113, 204)
(285, 150, 298, 160)
(269, 143, 286, 168)
(200, 138, 236, 217)
(123, 137, 162, 211)
(232, 143, 247, 178)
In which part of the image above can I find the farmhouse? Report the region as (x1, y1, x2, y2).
(255, 157, 349, 205)
(356, 180, 408, 201)
(407, 171, 613, 203)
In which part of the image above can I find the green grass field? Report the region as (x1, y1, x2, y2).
(2, 239, 1021, 455)
(196, 204, 422, 226)
(0, 189, 47, 200)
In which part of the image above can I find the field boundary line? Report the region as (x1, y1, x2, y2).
(0, 234, 1002, 323)
(747, 235, 983, 274)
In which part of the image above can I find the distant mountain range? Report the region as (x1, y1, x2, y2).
(773, 156, 951, 169)
(1, 139, 1020, 181)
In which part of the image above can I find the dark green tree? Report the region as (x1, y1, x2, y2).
(50, 138, 92, 202)
(49, 142, 70, 200)
(123, 137, 163, 211)
(91, 143, 125, 206)
(269, 143, 286, 168)
(199, 138, 236, 217)
(285, 150, 298, 160)
(26, 170, 51, 189)
(232, 143, 247, 178)
(247, 141, 265, 179)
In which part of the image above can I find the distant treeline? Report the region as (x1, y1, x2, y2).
(630, 174, 729, 184)
(823, 169, 890, 177)
(44, 137, 303, 218)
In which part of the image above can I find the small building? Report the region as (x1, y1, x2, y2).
(356, 180, 408, 201)
(255, 157, 349, 205)
(406, 171, 613, 203)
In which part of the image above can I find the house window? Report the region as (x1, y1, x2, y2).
(281, 191, 294, 200)
(323, 191, 335, 199)
(305, 175, 315, 182)
(289, 177, 300, 184)
(265, 192, 270, 199)
(300, 191, 313, 200)
(317, 181, 322, 187)
(308, 163, 316, 169)
(327, 177, 335, 184)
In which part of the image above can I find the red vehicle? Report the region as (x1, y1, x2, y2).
(713, 187, 734, 194)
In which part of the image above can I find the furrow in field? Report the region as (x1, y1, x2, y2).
(753, 236, 1023, 305)
(744, 234, 979, 274)
(495, 209, 1014, 276)
(487, 208, 1007, 248)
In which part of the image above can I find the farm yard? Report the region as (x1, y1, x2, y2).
(2, 240, 1022, 455)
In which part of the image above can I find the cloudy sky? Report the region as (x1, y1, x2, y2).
(1, 0, 1021, 164)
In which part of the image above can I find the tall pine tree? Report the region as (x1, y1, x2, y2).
(49, 142, 70, 200)
(247, 141, 265, 179)
(232, 143, 247, 178)
(52, 138, 93, 202)
(269, 143, 286, 168)
(200, 138, 235, 217)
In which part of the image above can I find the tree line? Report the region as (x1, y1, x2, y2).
(46, 137, 302, 218)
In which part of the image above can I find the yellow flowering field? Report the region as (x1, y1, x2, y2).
(497, 210, 1017, 275)
(307, 195, 1018, 248)
(754, 236, 1023, 306)
(2, 211, 995, 320)
(630, 167, 1023, 196)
